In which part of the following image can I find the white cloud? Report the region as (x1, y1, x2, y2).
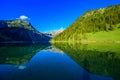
(19, 15, 29, 20)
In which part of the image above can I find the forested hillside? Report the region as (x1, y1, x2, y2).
(52, 4, 120, 41)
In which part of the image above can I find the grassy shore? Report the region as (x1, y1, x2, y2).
(51, 29, 120, 43)
(86, 29, 120, 42)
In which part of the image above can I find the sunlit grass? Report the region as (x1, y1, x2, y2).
(86, 29, 120, 42)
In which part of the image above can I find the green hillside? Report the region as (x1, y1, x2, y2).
(52, 4, 120, 42)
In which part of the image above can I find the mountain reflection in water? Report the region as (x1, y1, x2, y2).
(53, 42, 120, 80)
(0, 43, 116, 80)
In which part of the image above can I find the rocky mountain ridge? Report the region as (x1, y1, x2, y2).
(0, 19, 50, 43)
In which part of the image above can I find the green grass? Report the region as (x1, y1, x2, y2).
(51, 29, 120, 43)
(86, 29, 120, 42)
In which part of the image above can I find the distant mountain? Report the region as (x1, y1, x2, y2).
(0, 19, 50, 43)
(44, 28, 64, 37)
(52, 4, 120, 41)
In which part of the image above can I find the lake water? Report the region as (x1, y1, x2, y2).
(0, 43, 120, 80)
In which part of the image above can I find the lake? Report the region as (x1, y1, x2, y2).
(0, 43, 120, 80)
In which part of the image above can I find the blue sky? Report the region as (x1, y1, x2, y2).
(0, 0, 120, 32)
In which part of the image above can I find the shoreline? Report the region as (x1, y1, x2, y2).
(50, 40, 120, 44)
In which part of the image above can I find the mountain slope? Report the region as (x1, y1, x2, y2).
(52, 4, 120, 42)
(0, 19, 50, 43)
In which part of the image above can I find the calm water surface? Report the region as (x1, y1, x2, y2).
(0, 43, 120, 80)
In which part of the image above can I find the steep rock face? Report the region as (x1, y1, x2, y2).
(0, 19, 50, 43)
